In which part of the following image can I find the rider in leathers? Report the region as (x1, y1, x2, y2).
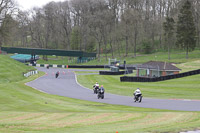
(134, 88, 142, 97)
(93, 82, 99, 93)
(99, 85, 105, 93)
(93, 82, 99, 89)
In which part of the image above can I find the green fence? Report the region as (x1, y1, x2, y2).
(1, 47, 96, 58)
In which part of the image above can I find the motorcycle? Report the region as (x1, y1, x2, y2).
(134, 94, 142, 103)
(97, 89, 104, 99)
(55, 72, 59, 78)
(93, 85, 99, 94)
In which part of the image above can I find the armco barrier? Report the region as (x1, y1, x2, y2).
(27, 64, 110, 69)
(23, 70, 38, 77)
(120, 69, 200, 82)
(27, 64, 126, 69)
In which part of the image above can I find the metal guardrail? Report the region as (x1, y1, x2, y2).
(23, 70, 38, 77)
(27, 63, 127, 69)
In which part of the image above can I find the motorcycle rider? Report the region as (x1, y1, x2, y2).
(55, 71, 59, 78)
(134, 88, 142, 97)
(93, 82, 99, 88)
(93, 82, 100, 93)
(99, 85, 105, 93)
(98, 85, 105, 99)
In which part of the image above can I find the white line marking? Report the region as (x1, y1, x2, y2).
(25, 73, 48, 94)
(74, 72, 92, 91)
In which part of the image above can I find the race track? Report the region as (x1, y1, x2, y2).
(26, 67, 200, 111)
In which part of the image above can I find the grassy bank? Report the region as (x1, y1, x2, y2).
(1, 111, 200, 133)
(1, 77, 200, 133)
(0, 54, 200, 133)
(0, 55, 35, 83)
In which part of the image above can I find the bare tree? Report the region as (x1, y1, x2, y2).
(4, 0, 199, 60)
(29, 8, 45, 48)
(17, 11, 30, 47)
(0, 0, 17, 46)
(57, 1, 72, 50)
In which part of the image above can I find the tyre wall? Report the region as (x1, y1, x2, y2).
(120, 69, 200, 82)
(99, 71, 126, 75)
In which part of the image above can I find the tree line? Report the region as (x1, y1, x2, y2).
(0, 0, 199, 59)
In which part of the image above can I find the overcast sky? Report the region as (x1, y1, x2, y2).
(16, 0, 66, 10)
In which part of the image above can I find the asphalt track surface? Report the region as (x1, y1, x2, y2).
(26, 67, 200, 111)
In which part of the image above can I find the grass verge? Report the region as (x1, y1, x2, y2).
(1, 54, 200, 133)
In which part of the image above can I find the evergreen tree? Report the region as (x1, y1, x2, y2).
(176, 0, 196, 59)
(163, 17, 175, 60)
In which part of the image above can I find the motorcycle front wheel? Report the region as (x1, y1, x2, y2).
(139, 96, 142, 103)
(134, 97, 137, 102)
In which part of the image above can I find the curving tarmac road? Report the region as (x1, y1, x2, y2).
(26, 67, 200, 111)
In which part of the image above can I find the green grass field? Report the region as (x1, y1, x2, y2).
(0, 54, 200, 133)
(76, 59, 200, 100)
(77, 73, 200, 100)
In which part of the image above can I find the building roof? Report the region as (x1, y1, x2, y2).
(137, 61, 181, 71)
(10, 54, 39, 63)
